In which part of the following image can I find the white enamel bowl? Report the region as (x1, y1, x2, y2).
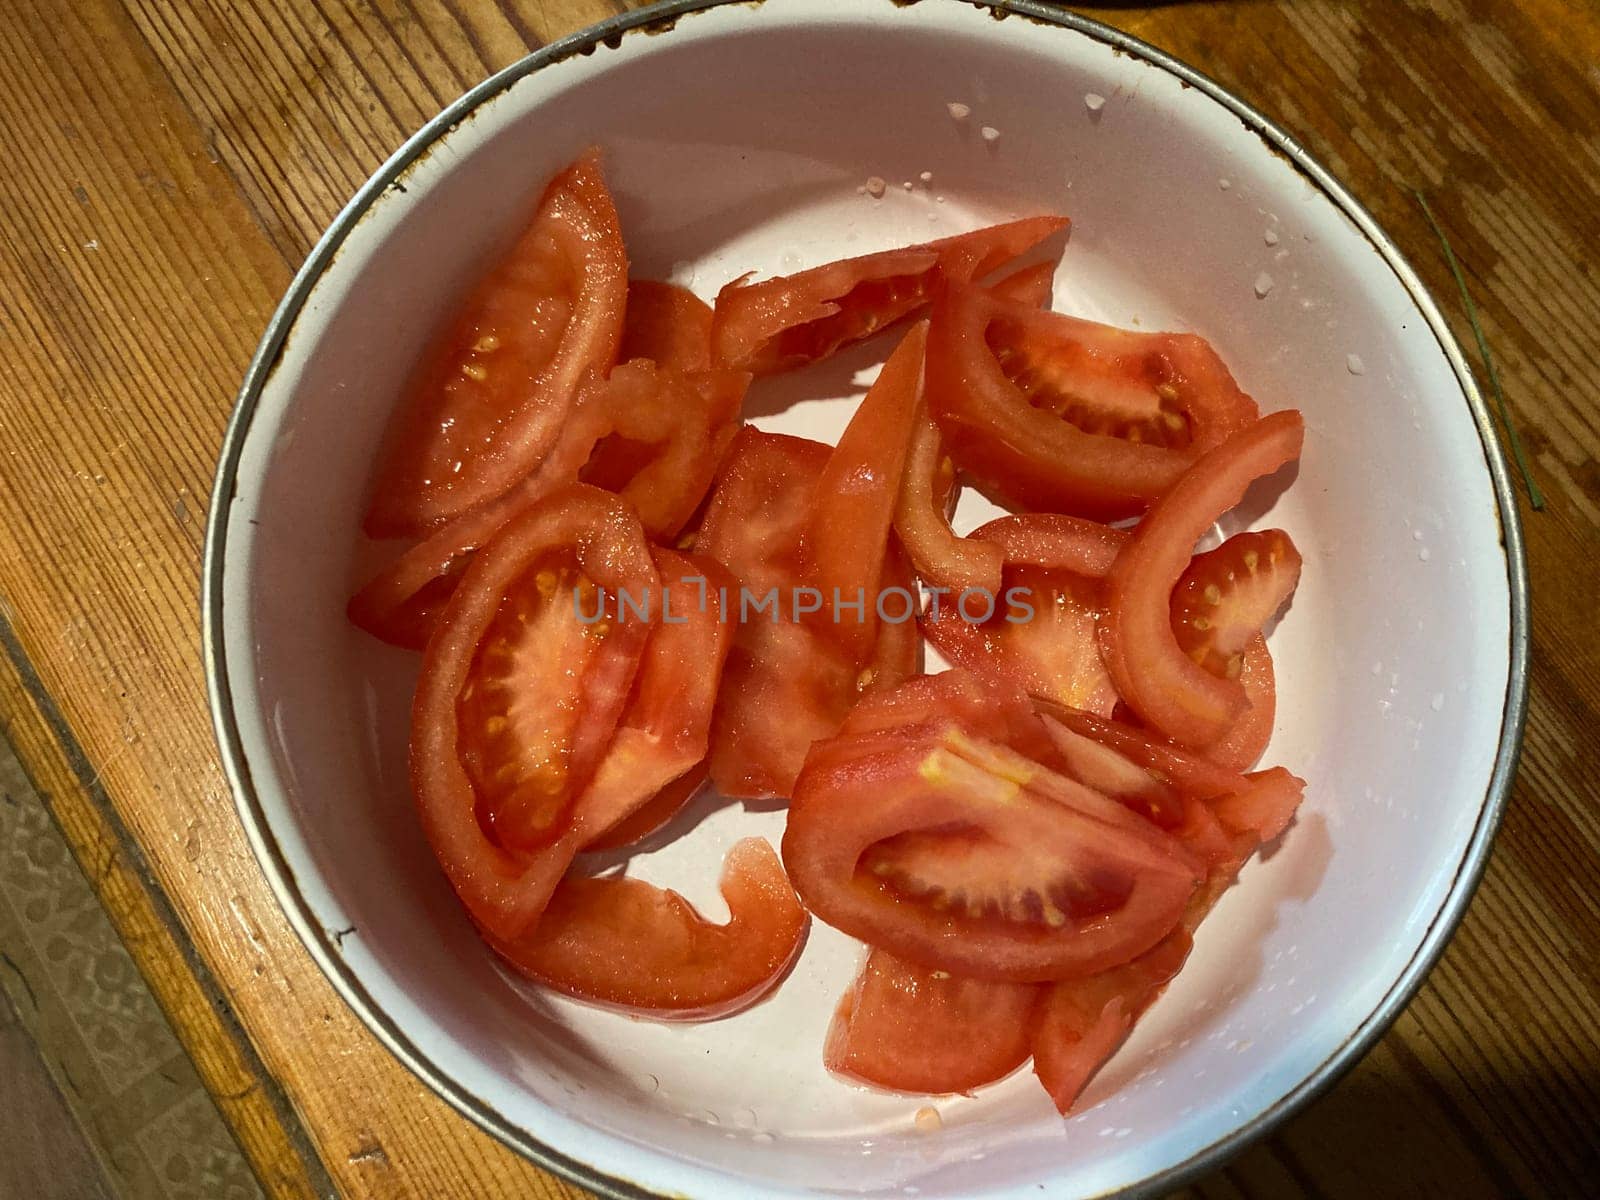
(204, 1, 1528, 1196)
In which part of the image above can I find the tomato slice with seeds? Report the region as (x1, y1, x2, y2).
(349, 362, 746, 650)
(784, 677, 1202, 982)
(619, 280, 713, 372)
(1032, 774, 1302, 1112)
(1100, 411, 1304, 748)
(1204, 635, 1277, 771)
(485, 838, 807, 1019)
(697, 429, 917, 798)
(803, 323, 927, 659)
(411, 485, 657, 941)
(572, 549, 737, 845)
(825, 947, 1041, 1094)
(921, 516, 1126, 717)
(892, 404, 1005, 597)
(1171, 530, 1302, 679)
(926, 285, 1260, 519)
(711, 216, 1068, 375)
(366, 149, 628, 538)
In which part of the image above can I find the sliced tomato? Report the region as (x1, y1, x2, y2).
(803, 323, 927, 659)
(366, 149, 628, 537)
(1212, 765, 1305, 843)
(573, 549, 737, 844)
(584, 762, 708, 854)
(619, 280, 713, 372)
(486, 838, 807, 1019)
(411, 485, 657, 941)
(926, 285, 1261, 519)
(1031, 795, 1262, 1114)
(1205, 635, 1277, 771)
(921, 516, 1125, 717)
(784, 680, 1202, 982)
(1032, 701, 1250, 809)
(696, 429, 916, 798)
(349, 362, 746, 650)
(892, 404, 1005, 597)
(711, 216, 1068, 375)
(1099, 411, 1304, 748)
(1171, 530, 1302, 679)
(825, 947, 1041, 1093)
(986, 259, 1056, 309)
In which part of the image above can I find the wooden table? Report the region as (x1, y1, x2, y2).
(0, 1, 1594, 1196)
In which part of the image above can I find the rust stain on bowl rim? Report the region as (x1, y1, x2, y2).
(203, 1, 1531, 1198)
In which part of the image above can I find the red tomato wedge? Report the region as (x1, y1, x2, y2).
(366, 149, 628, 538)
(585, 762, 708, 854)
(987, 260, 1056, 309)
(711, 216, 1068, 375)
(1100, 410, 1304, 748)
(892, 404, 1005, 597)
(785, 674, 1202, 981)
(1031, 774, 1303, 1112)
(349, 362, 746, 649)
(826, 947, 1041, 1093)
(411, 485, 657, 941)
(1204, 635, 1277, 771)
(486, 838, 807, 1019)
(573, 549, 737, 844)
(803, 323, 927, 659)
(1171, 530, 1302, 680)
(619, 280, 713, 372)
(922, 515, 1126, 717)
(926, 285, 1260, 519)
(697, 429, 916, 798)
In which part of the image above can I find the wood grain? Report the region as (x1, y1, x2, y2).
(0, 0, 1594, 1197)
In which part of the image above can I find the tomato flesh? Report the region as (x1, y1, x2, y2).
(367, 148, 628, 537)
(826, 947, 1041, 1093)
(986, 260, 1056, 309)
(784, 674, 1202, 982)
(927, 286, 1260, 519)
(696, 429, 916, 798)
(585, 762, 708, 854)
(892, 404, 1005, 597)
(804, 323, 927, 659)
(711, 216, 1068, 375)
(411, 485, 656, 940)
(572, 549, 737, 845)
(1100, 411, 1304, 748)
(619, 280, 714, 372)
(1171, 529, 1302, 679)
(487, 838, 806, 1019)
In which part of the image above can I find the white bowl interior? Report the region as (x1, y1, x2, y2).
(216, 2, 1515, 1196)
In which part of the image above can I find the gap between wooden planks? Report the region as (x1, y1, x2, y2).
(0, 0, 1596, 1197)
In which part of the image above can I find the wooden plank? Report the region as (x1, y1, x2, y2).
(0, 0, 1593, 1196)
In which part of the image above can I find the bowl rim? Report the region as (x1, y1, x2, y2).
(201, 0, 1532, 1196)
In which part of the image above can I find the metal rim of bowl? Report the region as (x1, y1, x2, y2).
(201, 1, 1532, 1196)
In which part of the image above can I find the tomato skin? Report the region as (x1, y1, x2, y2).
(826, 948, 1041, 1094)
(711, 216, 1068, 375)
(892, 405, 1005, 597)
(349, 363, 746, 650)
(1099, 410, 1304, 749)
(367, 149, 628, 538)
(966, 513, 1127, 576)
(926, 285, 1260, 519)
(804, 323, 927, 660)
(784, 677, 1203, 982)
(619, 280, 713, 372)
(573, 549, 737, 845)
(486, 838, 807, 1019)
(411, 485, 657, 942)
(697, 429, 916, 798)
